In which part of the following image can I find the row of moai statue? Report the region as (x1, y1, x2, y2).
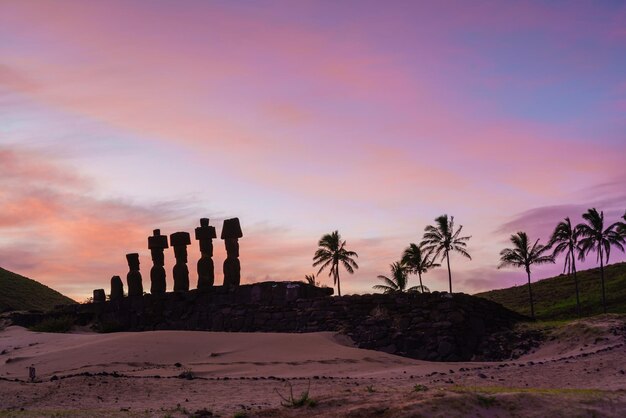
(96, 218, 242, 302)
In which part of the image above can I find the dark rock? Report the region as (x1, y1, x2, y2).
(437, 341, 454, 357)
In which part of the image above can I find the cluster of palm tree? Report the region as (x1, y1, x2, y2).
(374, 214, 472, 294)
(309, 210, 625, 311)
(499, 208, 626, 319)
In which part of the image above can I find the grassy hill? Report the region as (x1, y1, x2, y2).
(476, 262, 626, 321)
(0, 267, 76, 312)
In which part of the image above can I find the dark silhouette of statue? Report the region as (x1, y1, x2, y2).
(93, 289, 106, 303)
(110, 275, 124, 301)
(195, 218, 216, 290)
(221, 218, 243, 287)
(148, 229, 169, 294)
(126, 253, 143, 297)
(170, 231, 191, 292)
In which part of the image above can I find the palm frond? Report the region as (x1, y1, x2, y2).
(407, 284, 430, 293)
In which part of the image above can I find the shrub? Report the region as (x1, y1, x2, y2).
(275, 380, 316, 408)
(29, 316, 74, 333)
(96, 320, 125, 333)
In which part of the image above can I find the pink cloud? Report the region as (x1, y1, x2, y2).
(1, 1, 624, 208)
(1, 1, 624, 300)
(0, 145, 406, 298)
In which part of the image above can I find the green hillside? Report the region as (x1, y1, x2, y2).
(0, 267, 76, 312)
(476, 262, 626, 321)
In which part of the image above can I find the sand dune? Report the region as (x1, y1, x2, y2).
(0, 327, 442, 380)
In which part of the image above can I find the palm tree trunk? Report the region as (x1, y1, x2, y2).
(336, 263, 341, 297)
(446, 252, 452, 293)
(599, 247, 606, 314)
(572, 256, 580, 317)
(526, 269, 535, 320)
(418, 272, 424, 292)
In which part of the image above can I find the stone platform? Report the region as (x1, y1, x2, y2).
(10, 282, 526, 362)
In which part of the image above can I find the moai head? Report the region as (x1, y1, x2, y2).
(221, 218, 243, 258)
(195, 218, 217, 256)
(170, 232, 191, 263)
(126, 253, 140, 270)
(110, 275, 124, 300)
(148, 229, 169, 266)
(93, 289, 106, 303)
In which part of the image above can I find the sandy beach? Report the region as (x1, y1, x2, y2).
(1, 316, 625, 417)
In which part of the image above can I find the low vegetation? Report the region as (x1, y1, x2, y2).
(275, 381, 316, 408)
(28, 315, 75, 333)
(449, 385, 605, 396)
(476, 262, 626, 320)
(0, 267, 75, 312)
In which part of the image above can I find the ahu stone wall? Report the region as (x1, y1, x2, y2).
(15, 282, 526, 362)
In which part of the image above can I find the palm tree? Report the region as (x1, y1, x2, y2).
(304, 274, 317, 286)
(422, 214, 471, 293)
(312, 230, 358, 296)
(498, 232, 555, 319)
(548, 217, 582, 316)
(577, 208, 625, 313)
(401, 242, 439, 293)
(373, 262, 409, 293)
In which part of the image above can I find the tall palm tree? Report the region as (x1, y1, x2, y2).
(498, 232, 555, 319)
(577, 208, 625, 313)
(373, 262, 409, 293)
(401, 242, 439, 293)
(422, 214, 471, 293)
(312, 230, 358, 296)
(548, 217, 582, 316)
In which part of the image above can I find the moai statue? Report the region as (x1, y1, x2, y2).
(126, 253, 143, 297)
(110, 275, 124, 301)
(221, 218, 243, 287)
(170, 231, 191, 292)
(148, 229, 169, 294)
(195, 218, 216, 290)
(93, 289, 106, 303)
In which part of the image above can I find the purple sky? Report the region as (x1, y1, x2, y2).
(1, 1, 625, 300)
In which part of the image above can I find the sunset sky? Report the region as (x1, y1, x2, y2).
(1, 1, 625, 301)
